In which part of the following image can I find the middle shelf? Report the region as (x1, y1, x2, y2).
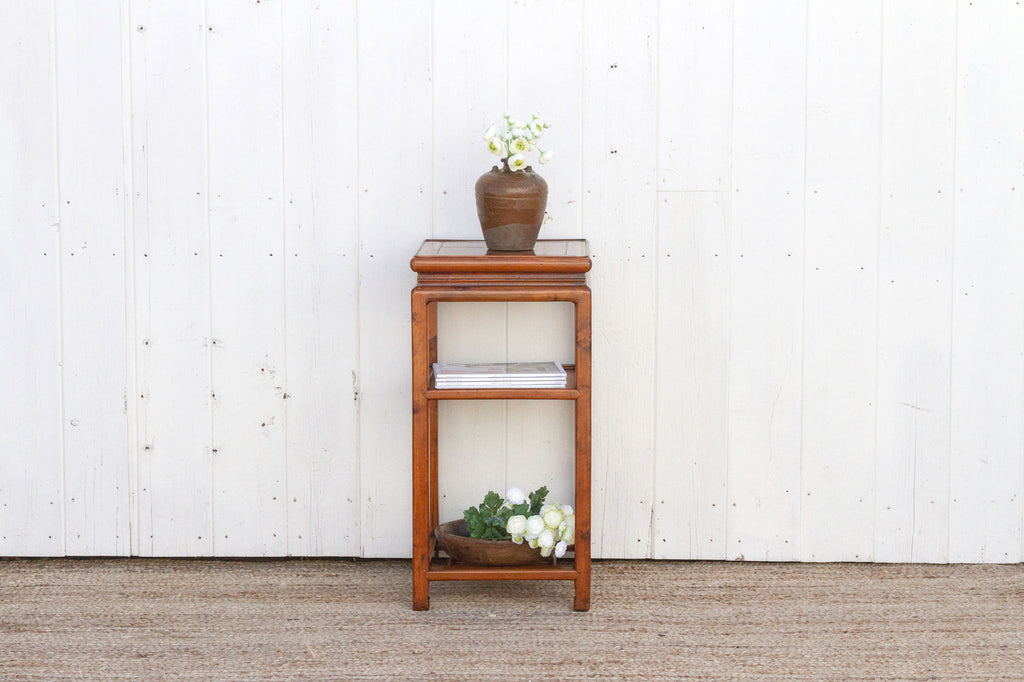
(425, 365, 579, 401)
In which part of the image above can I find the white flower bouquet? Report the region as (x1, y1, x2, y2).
(482, 112, 554, 172)
(463, 486, 575, 559)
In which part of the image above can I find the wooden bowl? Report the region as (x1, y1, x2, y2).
(434, 519, 546, 566)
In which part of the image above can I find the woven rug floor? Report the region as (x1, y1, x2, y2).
(1, 559, 1022, 680)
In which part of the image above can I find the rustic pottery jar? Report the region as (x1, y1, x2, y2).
(474, 159, 548, 251)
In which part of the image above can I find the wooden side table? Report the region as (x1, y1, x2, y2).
(409, 239, 592, 611)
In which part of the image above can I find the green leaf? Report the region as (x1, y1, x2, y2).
(528, 486, 549, 515)
(482, 490, 503, 515)
(464, 507, 487, 538)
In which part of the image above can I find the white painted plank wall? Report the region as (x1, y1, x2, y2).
(874, 0, 957, 563)
(583, 0, 658, 559)
(948, 1, 1024, 563)
(654, 0, 732, 560)
(282, 0, 362, 556)
(800, 1, 881, 562)
(131, 0, 213, 556)
(727, 0, 807, 561)
(55, 0, 132, 555)
(206, 1, 288, 556)
(0, 2, 63, 556)
(1, 0, 1022, 562)
(356, 1, 431, 558)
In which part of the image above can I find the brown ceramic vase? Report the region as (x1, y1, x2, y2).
(474, 160, 548, 251)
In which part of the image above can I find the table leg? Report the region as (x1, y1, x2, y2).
(411, 289, 431, 610)
(573, 289, 592, 612)
(427, 302, 439, 533)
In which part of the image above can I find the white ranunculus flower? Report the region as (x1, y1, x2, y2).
(537, 529, 556, 556)
(539, 149, 555, 164)
(559, 516, 574, 543)
(540, 504, 557, 516)
(554, 540, 568, 558)
(486, 136, 505, 156)
(543, 508, 564, 530)
(560, 504, 574, 517)
(502, 131, 513, 141)
(505, 487, 526, 505)
(525, 514, 546, 538)
(508, 154, 527, 171)
(529, 121, 543, 137)
(483, 125, 497, 140)
(506, 514, 528, 537)
(510, 137, 530, 154)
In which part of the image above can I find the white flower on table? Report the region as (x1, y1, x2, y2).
(554, 540, 568, 558)
(524, 514, 546, 546)
(510, 137, 531, 155)
(559, 516, 575, 543)
(537, 529, 556, 557)
(543, 507, 564, 531)
(480, 111, 553, 170)
(505, 487, 526, 506)
(486, 136, 505, 156)
(505, 514, 528, 544)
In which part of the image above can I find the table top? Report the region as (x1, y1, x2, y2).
(410, 239, 591, 277)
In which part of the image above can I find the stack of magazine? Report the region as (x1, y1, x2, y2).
(432, 361, 567, 389)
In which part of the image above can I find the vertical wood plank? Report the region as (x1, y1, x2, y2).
(436, 304, 508, 525)
(131, 0, 213, 557)
(949, 1, 1024, 563)
(727, 0, 806, 561)
(654, 192, 730, 560)
(505, 0, 584, 511)
(206, 1, 286, 556)
(0, 1, 63, 556)
(505, 302, 577, 511)
(282, 0, 361, 557)
(799, 0, 881, 562)
(657, 0, 733, 192)
(358, 1, 432, 557)
(56, 0, 131, 556)
(431, 1, 509, 524)
(508, 0, 583, 238)
(874, 0, 956, 564)
(582, 0, 658, 558)
(432, 0, 507, 240)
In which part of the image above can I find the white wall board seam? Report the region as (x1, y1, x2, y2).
(121, 0, 141, 556)
(277, 0, 290, 555)
(650, 0, 659, 559)
(354, 0, 364, 558)
(202, 0, 216, 555)
(944, 0, 960, 565)
(796, 0, 811, 556)
(50, 0, 67, 556)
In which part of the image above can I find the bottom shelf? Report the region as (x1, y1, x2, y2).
(426, 560, 578, 581)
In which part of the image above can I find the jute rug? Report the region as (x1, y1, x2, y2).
(1, 559, 1021, 680)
